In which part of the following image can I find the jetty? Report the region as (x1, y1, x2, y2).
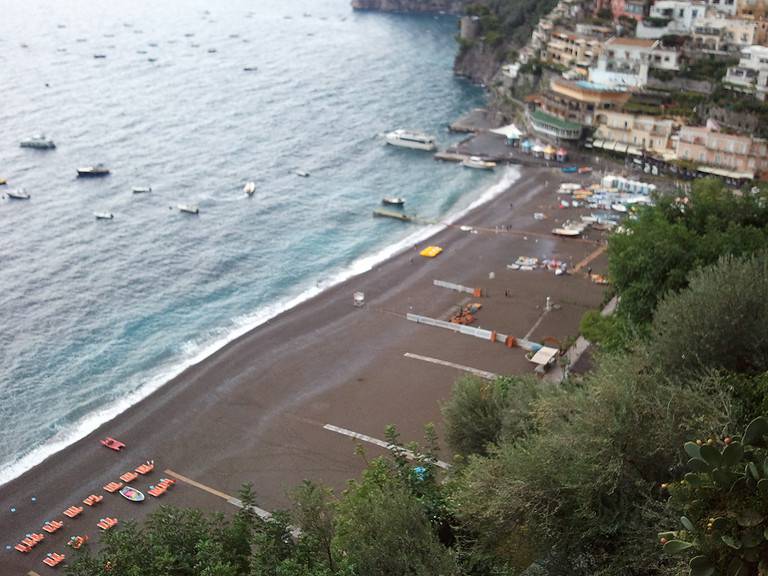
(373, 208, 412, 222)
(434, 152, 468, 163)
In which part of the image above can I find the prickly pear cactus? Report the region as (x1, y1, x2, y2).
(658, 417, 768, 576)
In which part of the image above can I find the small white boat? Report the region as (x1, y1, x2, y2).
(382, 197, 405, 207)
(178, 204, 199, 215)
(295, 170, 310, 178)
(94, 211, 114, 220)
(243, 66, 258, 72)
(462, 156, 496, 170)
(612, 203, 628, 213)
(93, 53, 107, 59)
(243, 181, 256, 196)
(77, 164, 110, 177)
(132, 186, 152, 194)
(385, 129, 436, 151)
(6, 188, 30, 200)
(20, 134, 56, 150)
(551, 227, 581, 237)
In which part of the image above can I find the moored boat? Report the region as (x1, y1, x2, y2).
(382, 196, 405, 207)
(6, 188, 30, 200)
(132, 186, 152, 194)
(94, 211, 114, 220)
(77, 164, 110, 177)
(178, 204, 199, 215)
(462, 156, 496, 170)
(384, 129, 436, 151)
(20, 134, 56, 149)
(295, 170, 310, 178)
(119, 486, 145, 502)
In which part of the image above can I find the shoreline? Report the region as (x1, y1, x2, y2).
(0, 167, 519, 489)
(0, 164, 609, 572)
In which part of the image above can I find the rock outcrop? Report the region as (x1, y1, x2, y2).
(351, 0, 468, 14)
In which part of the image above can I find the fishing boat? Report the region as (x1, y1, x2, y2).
(462, 156, 496, 170)
(132, 186, 152, 194)
(119, 486, 145, 503)
(243, 181, 256, 196)
(295, 170, 310, 178)
(561, 166, 578, 174)
(77, 164, 110, 177)
(178, 204, 199, 215)
(94, 211, 114, 220)
(6, 189, 30, 200)
(578, 166, 593, 174)
(384, 129, 436, 151)
(20, 134, 56, 149)
(382, 197, 405, 207)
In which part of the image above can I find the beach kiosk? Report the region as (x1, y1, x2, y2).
(521, 140, 533, 154)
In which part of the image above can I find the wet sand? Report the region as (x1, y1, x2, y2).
(0, 165, 608, 573)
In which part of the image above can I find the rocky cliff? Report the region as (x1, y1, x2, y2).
(351, 0, 468, 14)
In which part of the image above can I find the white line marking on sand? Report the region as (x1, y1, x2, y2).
(403, 352, 498, 380)
(322, 424, 450, 470)
(165, 469, 271, 519)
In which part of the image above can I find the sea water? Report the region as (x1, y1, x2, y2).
(0, 0, 508, 485)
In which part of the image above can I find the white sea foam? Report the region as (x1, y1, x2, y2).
(0, 166, 520, 488)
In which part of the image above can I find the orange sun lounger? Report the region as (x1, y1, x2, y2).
(42, 552, 65, 568)
(83, 494, 103, 506)
(67, 535, 89, 549)
(148, 485, 166, 497)
(63, 505, 84, 519)
(97, 517, 118, 531)
(135, 460, 155, 475)
(42, 520, 64, 534)
(103, 481, 124, 493)
(157, 478, 175, 489)
(15, 543, 31, 553)
(119, 471, 138, 483)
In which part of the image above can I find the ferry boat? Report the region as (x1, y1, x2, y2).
(385, 129, 436, 151)
(178, 204, 199, 215)
(77, 164, 110, 177)
(20, 134, 56, 149)
(243, 181, 256, 196)
(382, 197, 405, 207)
(94, 211, 114, 220)
(6, 188, 30, 200)
(462, 156, 496, 170)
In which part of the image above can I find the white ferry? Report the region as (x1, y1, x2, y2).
(384, 129, 436, 151)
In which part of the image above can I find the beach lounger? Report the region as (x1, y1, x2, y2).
(148, 485, 166, 497)
(63, 505, 83, 518)
(157, 478, 176, 489)
(42, 520, 64, 534)
(42, 552, 65, 567)
(97, 517, 118, 531)
(83, 494, 103, 506)
(100, 437, 125, 451)
(120, 471, 138, 483)
(22, 536, 37, 547)
(30, 532, 45, 543)
(135, 460, 155, 474)
(67, 535, 88, 549)
(103, 481, 123, 493)
(15, 543, 31, 553)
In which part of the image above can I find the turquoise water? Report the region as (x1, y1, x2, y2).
(0, 0, 497, 484)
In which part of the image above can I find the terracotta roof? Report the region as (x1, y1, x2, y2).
(606, 37, 657, 47)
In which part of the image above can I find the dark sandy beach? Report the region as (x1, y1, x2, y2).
(0, 165, 609, 573)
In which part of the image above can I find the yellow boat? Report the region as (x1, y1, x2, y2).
(420, 246, 443, 258)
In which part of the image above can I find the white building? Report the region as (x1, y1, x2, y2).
(706, 0, 738, 14)
(636, 0, 706, 38)
(589, 37, 681, 87)
(724, 44, 768, 100)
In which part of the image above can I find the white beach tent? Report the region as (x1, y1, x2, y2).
(490, 123, 524, 144)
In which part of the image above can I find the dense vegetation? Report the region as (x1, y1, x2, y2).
(465, 0, 559, 47)
(67, 178, 768, 576)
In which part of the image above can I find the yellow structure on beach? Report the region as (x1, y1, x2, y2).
(420, 246, 443, 258)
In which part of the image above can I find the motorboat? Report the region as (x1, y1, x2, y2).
(295, 170, 310, 178)
(132, 186, 151, 194)
(77, 164, 110, 177)
(384, 129, 436, 151)
(6, 188, 30, 200)
(93, 53, 107, 59)
(382, 197, 405, 207)
(243, 181, 256, 196)
(462, 156, 496, 170)
(551, 227, 582, 237)
(243, 66, 258, 72)
(178, 204, 199, 214)
(20, 134, 56, 149)
(611, 203, 628, 213)
(94, 211, 114, 220)
(119, 486, 145, 502)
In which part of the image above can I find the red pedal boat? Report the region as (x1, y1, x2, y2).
(101, 437, 125, 451)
